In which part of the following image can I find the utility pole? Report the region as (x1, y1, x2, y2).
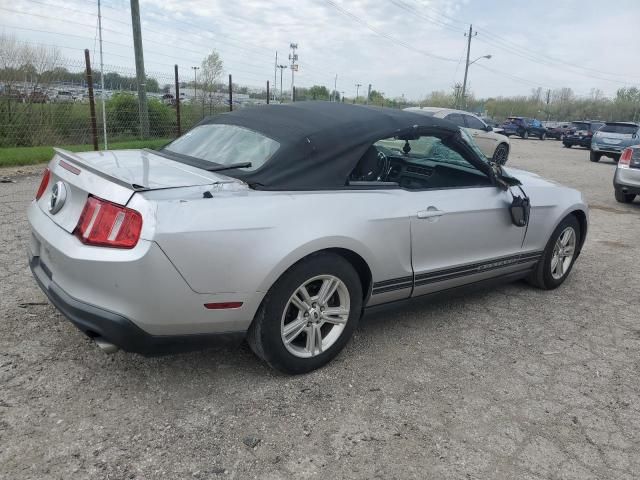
(333, 74, 338, 102)
(289, 43, 298, 102)
(366, 84, 371, 105)
(97, 0, 107, 149)
(277, 65, 287, 103)
(545, 88, 551, 121)
(461, 24, 476, 109)
(273, 51, 277, 103)
(354, 83, 362, 104)
(130, 0, 149, 138)
(191, 66, 199, 103)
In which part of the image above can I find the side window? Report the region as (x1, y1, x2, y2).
(444, 113, 465, 127)
(349, 135, 491, 190)
(464, 115, 486, 130)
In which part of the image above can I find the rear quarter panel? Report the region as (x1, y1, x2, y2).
(149, 189, 413, 304)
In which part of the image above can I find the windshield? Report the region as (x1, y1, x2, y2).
(600, 124, 638, 134)
(164, 124, 280, 171)
(460, 127, 489, 161)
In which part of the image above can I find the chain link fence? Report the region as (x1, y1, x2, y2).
(0, 52, 266, 151)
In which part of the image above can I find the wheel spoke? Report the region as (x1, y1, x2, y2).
(555, 257, 564, 276)
(322, 307, 349, 324)
(317, 278, 339, 306)
(306, 324, 323, 355)
(298, 285, 312, 304)
(283, 318, 307, 344)
(550, 255, 559, 272)
(290, 293, 310, 313)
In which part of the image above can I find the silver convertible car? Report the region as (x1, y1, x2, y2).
(28, 102, 588, 373)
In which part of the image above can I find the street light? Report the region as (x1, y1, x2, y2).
(461, 54, 491, 108)
(191, 66, 200, 102)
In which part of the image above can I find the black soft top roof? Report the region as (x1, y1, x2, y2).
(198, 102, 465, 189)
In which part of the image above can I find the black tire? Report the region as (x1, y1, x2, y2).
(614, 189, 635, 203)
(527, 215, 581, 290)
(611, 155, 620, 163)
(563, 143, 571, 148)
(492, 143, 509, 165)
(589, 151, 601, 162)
(539, 132, 546, 140)
(247, 252, 363, 374)
(521, 130, 529, 139)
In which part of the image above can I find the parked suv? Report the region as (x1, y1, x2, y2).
(501, 117, 547, 140)
(613, 146, 640, 203)
(590, 122, 640, 163)
(562, 120, 604, 149)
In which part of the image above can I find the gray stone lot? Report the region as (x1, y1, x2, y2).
(1, 138, 638, 479)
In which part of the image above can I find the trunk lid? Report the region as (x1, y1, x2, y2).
(38, 148, 238, 233)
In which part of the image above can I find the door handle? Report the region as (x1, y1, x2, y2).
(417, 206, 445, 219)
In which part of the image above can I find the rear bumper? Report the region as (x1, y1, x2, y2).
(591, 143, 624, 155)
(614, 168, 640, 195)
(563, 137, 591, 147)
(29, 254, 245, 354)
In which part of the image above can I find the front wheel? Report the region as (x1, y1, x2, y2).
(492, 143, 509, 165)
(527, 215, 580, 290)
(521, 130, 529, 139)
(540, 132, 546, 140)
(247, 253, 363, 374)
(590, 151, 601, 162)
(564, 143, 571, 148)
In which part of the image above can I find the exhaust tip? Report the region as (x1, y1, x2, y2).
(95, 337, 119, 354)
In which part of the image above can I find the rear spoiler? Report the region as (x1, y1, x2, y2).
(53, 148, 146, 191)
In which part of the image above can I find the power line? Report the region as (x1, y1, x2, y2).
(323, 0, 458, 62)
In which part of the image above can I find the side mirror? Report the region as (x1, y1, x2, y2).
(509, 195, 530, 227)
(485, 124, 493, 132)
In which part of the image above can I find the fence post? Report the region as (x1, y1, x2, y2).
(293, 86, 296, 102)
(84, 49, 99, 151)
(228, 74, 233, 111)
(174, 64, 181, 137)
(266, 81, 270, 105)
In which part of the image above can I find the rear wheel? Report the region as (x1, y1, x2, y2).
(611, 155, 620, 163)
(521, 130, 529, 139)
(492, 143, 509, 165)
(590, 151, 601, 162)
(247, 253, 363, 374)
(540, 132, 546, 140)
(564, 143, 571, 148)
(527, 215, 580, 290)
(614, 189, 636, 203)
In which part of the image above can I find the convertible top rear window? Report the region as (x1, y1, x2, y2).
(164, 124, 280, 171)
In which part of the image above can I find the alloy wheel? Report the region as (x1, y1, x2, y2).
(550, 227, 576, 280)
(280, 275, 351, 358)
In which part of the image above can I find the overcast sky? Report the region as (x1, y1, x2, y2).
(2, 0, 640, 99)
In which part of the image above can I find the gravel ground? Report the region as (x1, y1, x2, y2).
(1, 139, 639, 479)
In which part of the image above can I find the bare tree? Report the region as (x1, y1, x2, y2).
(200, 50, 223, 113)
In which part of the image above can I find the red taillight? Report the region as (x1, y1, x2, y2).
(204, 302, 243, 310)
(619, 148, 632, 168)
(35, 168, 51, 200)
(74, 196, 143, 249)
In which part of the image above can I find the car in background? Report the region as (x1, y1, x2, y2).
(53, 91, 74, 103)
(613, 146, 640, 203)
(405, 107, 511, 164)
(590, 122, 640, 163)
(547, 124, 571, 140)
(27, 91, 49, 104)
(562, 120, 604, 149)
(501, 117, 548, 140)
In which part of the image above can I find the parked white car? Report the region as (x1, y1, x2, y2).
(405, 107, 511, 165)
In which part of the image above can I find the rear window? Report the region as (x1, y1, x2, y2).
(600, 124, 638, 134)
(571, 122, 589, 130)
(165, 124, 280, 171)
